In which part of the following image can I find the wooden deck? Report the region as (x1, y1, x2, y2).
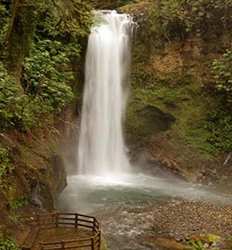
(21, 212, 101, 250)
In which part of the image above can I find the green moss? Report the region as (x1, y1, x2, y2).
(126, 92, 176, 146)
(128, 69, 219, 156)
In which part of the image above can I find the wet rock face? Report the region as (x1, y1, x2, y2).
(137, 105, 176, 133)
(33, 155, 67, 210)
(0, 107, 76, 220)
(126, 103, 176, 153)
(50, 154, 67, 196)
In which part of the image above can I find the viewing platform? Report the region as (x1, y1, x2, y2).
(21, 212, 101, 250)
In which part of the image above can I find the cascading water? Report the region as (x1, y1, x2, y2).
(78, 10, 134, 176)
(58, 11, 232, 250)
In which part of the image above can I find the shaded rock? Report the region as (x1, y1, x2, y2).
(126, 104, 176, 148)
(137, 105, 176, 132)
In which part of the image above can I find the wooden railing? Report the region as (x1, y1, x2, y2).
(21, 212, 101, 250)
(40, 232, 101, 250)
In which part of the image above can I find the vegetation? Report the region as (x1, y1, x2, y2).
(211, 50, 232, 108)
(0, 146, 13, 183)
(188, 240, 205, 250)
(128, 0, 232, 155)
(0, 238, 19, 250)
(9, 197, 28, 210)
(23, 40, 74, 112)
(0, 0, 92, 131)
(0, 0, 93, 225)
(144, 0, 232, 46)
(204, 50, 232, 152)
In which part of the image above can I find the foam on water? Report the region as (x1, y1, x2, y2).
(57, 174, 232, 214)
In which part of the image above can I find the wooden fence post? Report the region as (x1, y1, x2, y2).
(99, 232, 101, 250)
(39, 243, 43, 250)
(91, 238, 94, 250)
(61, 241, 65, 250)
(92, 218, 95, 232)
(55, 213, 58, 228)
(75, 214, 78, 229)
(36, 213, 40, 227)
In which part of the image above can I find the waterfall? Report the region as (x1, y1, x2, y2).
(78, 10, 134, 176)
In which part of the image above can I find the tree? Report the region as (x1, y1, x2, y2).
(5, 0, 37, 86)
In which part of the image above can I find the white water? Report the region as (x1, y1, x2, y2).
(78, 10, 134, 175)
(58, 174, 232, 214)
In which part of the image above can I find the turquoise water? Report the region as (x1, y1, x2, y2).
(56, 174, 232, 250)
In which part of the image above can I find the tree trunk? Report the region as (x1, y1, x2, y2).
(5, 0, 37, 87)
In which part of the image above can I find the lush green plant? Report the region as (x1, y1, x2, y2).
(211, 50, 232, 107)
(0, 238, 19, 250)
(202, 50, 232, 152)
(0, 0, 93, 132)
(34, 0, 92, 49)
(144, 0, 232, 45)
(188, 239, 205, 250)
(9, 197, 28, 210)
(0, 62, 47, 130)
(147, 0, 187, 42)
(0, 147, 13, 181)
(8, 197, 29, 223)
(206, 109, 232, 152)
(23, 39, 74, 111)
(0, 3, 9, 52)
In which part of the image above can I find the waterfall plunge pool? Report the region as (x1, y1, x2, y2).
(57, 174, 232, 213)
(56, 174, 232, 250)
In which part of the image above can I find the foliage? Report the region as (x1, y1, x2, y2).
(0, 0, 93, 131)
(202, 50, 232, 152)
(35, 0, 92, 42)
(23, 39, 74, 111)
(188, 234, 221, 250)
(0, 62, 48, 130)
(211, 50, 232, 107)
(9, 197, 28, 210)
(0, 238, 19, 250)
(131, 1, 232, 155)
(0, 146, 13, 181)
(8, 197, 29, 223)
(0, 3, 8, 52)
(188, 239, 205, 250)
(205, 109, 232, 152)
(144, 0, 232, 45)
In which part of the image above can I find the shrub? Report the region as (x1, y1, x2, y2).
(0, 39, 75, 131)
(203, 50, 232, 153)
(9, 197, 28, 210)
(144, 0, 232, 46)
(188, 239, 205, 250)
(0, 3, 8, 52)
(0, 238, 19, 250)
(0, 147, 13, 181)
(0, 63, 48, 130)
(206, 109, 232, 152)
(23, 39, 74, 111)
(211, 49, 232, 108)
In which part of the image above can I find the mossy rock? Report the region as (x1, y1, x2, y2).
(126, 100, 176, 147)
